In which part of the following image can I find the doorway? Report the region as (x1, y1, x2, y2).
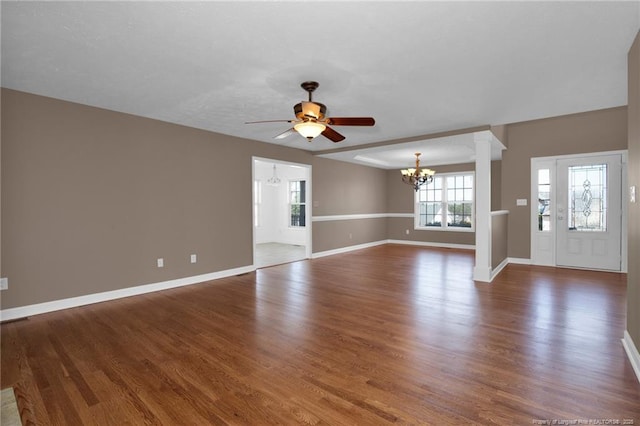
(252, 157, 312, 268)
(531, 151, 627, 271)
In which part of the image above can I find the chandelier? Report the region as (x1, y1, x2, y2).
(266, 164, 281, 186)
(400, 153, 435, 191)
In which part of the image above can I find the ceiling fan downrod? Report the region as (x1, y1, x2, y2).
(300, 81, 319, 102)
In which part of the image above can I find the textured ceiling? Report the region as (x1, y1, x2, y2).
(2, 1, 639, 167)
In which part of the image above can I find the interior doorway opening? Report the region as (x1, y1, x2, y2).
(252, 158, 312, 268)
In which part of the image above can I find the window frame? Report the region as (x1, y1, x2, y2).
(414, 171, 475, 232)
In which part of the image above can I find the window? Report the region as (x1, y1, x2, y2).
(416, 172, 474, 231)
(567, 163, 607, 232)
(537, 169, 551, 231)
(289, 180, 306, 227)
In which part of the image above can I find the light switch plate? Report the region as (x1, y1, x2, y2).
(631, 185, 636, 203)
(0, 278, 7, 290)
(516, 199, 528, 206)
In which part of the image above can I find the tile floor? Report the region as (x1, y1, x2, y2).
(1, 388, 20, 426)
(255, 242, 306, 268)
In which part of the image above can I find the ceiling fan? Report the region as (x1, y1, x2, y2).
(245, 81, 375, 143)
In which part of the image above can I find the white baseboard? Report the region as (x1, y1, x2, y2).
(490, 258, 509, 282)
(507, 257, 532, 265)
(0, 265, 255, 322)
(311, 239, 476, 260)
(622, 330, 640, 384)
(473, 265, 492, 282)
(387, 239, 475, 250)
(311, 240, 388, 259)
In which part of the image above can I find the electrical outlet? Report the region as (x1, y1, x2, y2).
(157, 258, 164, 268)
(631, 185, 636, 203)
(405, 229, 410, 235)
(190, 254, 197, 264)
(0, 278, 8, 290)
(349, 233, 353, 240)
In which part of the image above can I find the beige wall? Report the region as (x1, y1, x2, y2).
(312, 218, 387, 253)
(627, 31, 640, 350)
(491, 213, 508, 269)
(312, 157, 387, 215)
(491, 161, 502, 212)
(502, 106, 628, 259)
(0, 89, 2, 279)
(1, 84, 634, 313)
(1, 89, 318, 309)
(310, 157, 388, 253)
(0, 89, 396, 310)
(387, 217, 475, 246)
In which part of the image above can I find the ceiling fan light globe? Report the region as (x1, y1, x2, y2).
(294, 121, 326, 140)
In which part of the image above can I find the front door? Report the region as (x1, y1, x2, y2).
(555, 154, 622, 271)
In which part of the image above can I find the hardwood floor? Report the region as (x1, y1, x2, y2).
(2, 244, 639, 425)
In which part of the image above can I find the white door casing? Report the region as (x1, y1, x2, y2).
(252, 157, 313, 267)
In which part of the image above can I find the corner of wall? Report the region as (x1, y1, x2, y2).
(622, 331, 640, 383)
(625, 29, 640, 380)
(490, 124, 508, 148)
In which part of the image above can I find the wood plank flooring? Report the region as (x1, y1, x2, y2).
(1, 244, 639, 424)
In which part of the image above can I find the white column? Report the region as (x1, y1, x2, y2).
(473, 131, 493, 282)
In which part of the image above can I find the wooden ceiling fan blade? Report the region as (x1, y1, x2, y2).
(274, 128, 296, 139)
(325, 117, 375, 126)
(245, 119, 293, 124)
(321, 126, 345, 143)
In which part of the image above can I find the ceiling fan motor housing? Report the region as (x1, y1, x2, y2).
(294, 102, 327, 121)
